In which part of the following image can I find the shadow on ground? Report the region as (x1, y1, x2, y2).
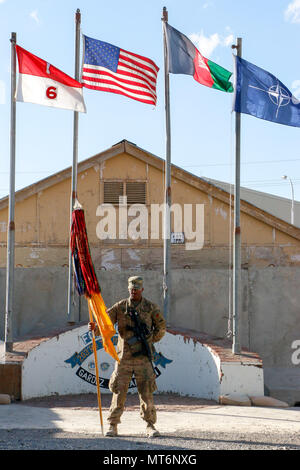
(19, 392, 218, 411)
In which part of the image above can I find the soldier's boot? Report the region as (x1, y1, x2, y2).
(105, 424, 118, 437)
(146, 423, 160, 438)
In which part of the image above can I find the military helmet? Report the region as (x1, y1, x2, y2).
(128, 276, 143, 290)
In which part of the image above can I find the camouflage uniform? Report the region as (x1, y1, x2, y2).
(103, 278, 166, 426)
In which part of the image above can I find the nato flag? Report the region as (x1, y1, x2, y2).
(234, 56, 300, 127)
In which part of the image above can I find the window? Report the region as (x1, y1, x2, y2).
(103, 182, 123, 204)
(103, 181, 147, 205)
(126, 182, 146, 205)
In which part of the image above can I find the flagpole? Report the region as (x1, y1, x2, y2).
(5, 32, 17, 354)
(162, 7, 171, 326)
(67, 9, 81, 324)
(232, 37, 242, 354)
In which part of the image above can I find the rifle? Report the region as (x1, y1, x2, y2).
(126, 306, 157, 375)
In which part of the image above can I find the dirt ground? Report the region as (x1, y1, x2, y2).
(19, 392, 218, 411)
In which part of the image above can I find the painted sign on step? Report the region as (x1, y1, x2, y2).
(64, 330, 173, 389)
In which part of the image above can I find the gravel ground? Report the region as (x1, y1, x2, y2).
(1, 393, 299, 453)
(0, 428, 299, 451)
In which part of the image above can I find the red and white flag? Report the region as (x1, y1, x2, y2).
(15, 45, 86, 113)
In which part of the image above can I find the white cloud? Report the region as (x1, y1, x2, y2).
(189, 31, 234, 58)
(285, 0, 300, 23)
(30, 10, 40, 24)
(223, 34, 234, 47)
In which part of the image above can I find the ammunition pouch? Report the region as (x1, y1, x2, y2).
(127, 334, 146, 357)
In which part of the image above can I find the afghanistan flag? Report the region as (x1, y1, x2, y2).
(165, 22, 233, 93)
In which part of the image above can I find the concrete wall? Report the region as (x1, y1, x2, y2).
(1, 266, 299, 402)
(0, 267, 232, 341)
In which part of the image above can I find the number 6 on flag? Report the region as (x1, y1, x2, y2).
(46, 86, 57, 100)
(15, 45, 86, 113)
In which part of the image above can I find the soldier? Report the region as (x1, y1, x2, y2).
(88, 276, 166, 438)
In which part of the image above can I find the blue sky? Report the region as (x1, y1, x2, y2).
(1, 0, 300, 202)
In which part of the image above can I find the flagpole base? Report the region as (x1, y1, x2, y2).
(4, 342, 13, 354)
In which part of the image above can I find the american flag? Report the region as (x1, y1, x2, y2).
(81, 35, 159, 106)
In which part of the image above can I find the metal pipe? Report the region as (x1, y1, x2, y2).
(162, 7, 171, 326)
(282, 175, 294, 225)
(67, 9, 81, 324)
(5, 32, 17, 354)
(232, 38, 242, 354)
(5, 33, 17, 353)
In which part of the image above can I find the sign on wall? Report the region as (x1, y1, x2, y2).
(64, 330, 173, 389)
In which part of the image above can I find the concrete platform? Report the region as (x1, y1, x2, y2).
(0, 326, 264, 402)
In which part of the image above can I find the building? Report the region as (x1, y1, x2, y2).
(1, 139, 300, 404)
(204, 177, 300, 228)
(1, 139, 299, 270)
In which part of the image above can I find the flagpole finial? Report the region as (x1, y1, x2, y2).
(162, 6, 168, 22)
(10, 32, 16, 44)
(75, 8, 81, 23)
(231, 38, 242, 57)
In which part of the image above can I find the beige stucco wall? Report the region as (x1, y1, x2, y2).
(0, 149, 300, 269)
